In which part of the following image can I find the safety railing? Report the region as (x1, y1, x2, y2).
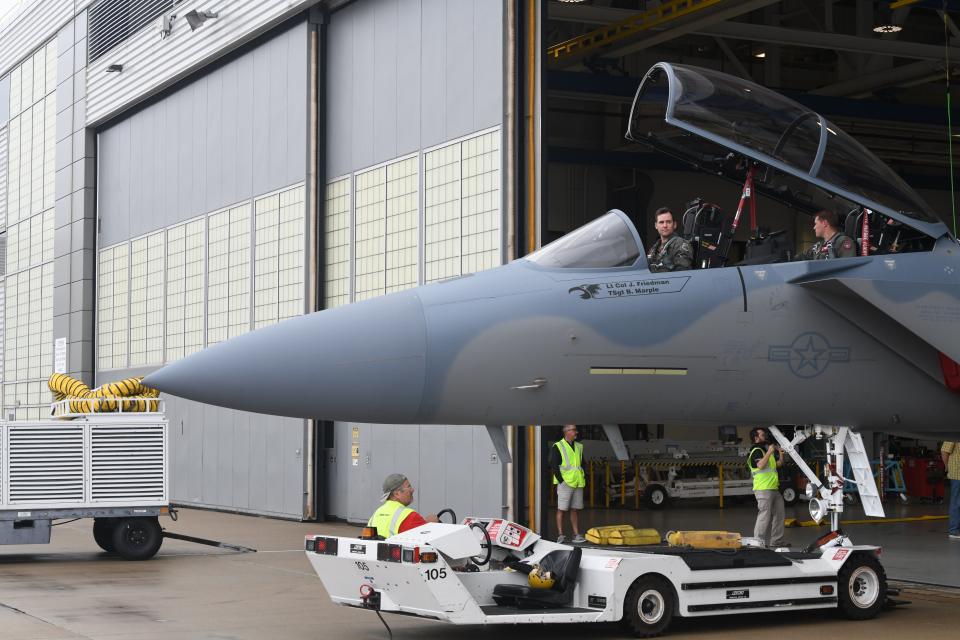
(50, 397, 166, 419)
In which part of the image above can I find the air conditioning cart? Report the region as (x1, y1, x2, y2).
(0, 398, 171, 560)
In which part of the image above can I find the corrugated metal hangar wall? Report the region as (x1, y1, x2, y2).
(322, 0, 506, 524)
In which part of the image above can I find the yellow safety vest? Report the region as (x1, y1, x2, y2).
(553, 439, 586, 488)
(748, 446, 779, 491)
(367, 500, 414, 538)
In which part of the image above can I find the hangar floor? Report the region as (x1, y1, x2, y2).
(0, 504, 957, 640)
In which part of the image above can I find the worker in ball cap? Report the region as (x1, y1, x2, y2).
(367, 474, 439, 539)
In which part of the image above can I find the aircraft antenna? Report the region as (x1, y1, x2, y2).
(944, 2, 958, 237)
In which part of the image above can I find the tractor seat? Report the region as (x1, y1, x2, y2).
(492, 547, 582, 608)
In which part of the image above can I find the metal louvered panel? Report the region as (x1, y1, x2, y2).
(90, 423, 166, 501)
(88, 0, 174, 63)
(7, 425, 84, 503)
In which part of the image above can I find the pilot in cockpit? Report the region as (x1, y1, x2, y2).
(647, 207, 694, 273)
(795, 210, 856, 261)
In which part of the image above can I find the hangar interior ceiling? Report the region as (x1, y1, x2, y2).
(544, 0, 960, 245)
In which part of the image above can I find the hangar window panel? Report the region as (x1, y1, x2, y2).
(97, 248, 115, 370)
(183, 219, 205, 357)
(277, 185, 304, 321)
(4, 275, 18, 382)
(0, 126, 7, 229)
(227, 205, 251, 339)
(129, 232, 165, 366)
(424, 144, 461, 283)
(43, 95, 56, 211)
(45, 41, 57, 98)
(354, 167, 386, 301)
(5, 222, 17, 275)
(7, 116, 20, 226)
(324, 178, 351, 309)
(27, 266, 42, 378)
(20, 58, 32, 116)
(385, 157, 419, 294)
(206, 211, 230, 345)
(40, 263, 52, 379)
(461, 132, 501, 276)
(30, 102, 43, 216)
(31, 47, 45, 104)
(254, 193, 281, 329)
(169, 224, 187, 358)
(97, 244, 130, 370)
(42, 210, 54, 263)
(18, 107, 31, 220)
(9, 64, 21, 118)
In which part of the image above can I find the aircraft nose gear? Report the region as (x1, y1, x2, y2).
(768, 425, 885, 535)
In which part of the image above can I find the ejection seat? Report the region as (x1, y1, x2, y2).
(492, 547, 582, 609)
(681, 199, 731, 268)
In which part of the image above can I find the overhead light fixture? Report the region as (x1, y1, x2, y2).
(873, 24, 902, 33)
(158, 14, 174, 38)
(556, 0, 588, 3)
(105, 64, 123, 73)
(184, 9, 219, 31)
(754, 51, 766, 58)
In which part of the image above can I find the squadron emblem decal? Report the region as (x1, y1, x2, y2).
(768, 332, 851, 379)
(569, 277, 690, 300)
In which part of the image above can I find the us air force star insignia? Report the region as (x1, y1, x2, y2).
(767, 332, 851, 379)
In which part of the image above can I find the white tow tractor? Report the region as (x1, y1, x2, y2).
(307, 426, 901, 636)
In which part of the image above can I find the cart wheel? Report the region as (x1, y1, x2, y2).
(837, 553, 886, 620)
(92, 518, 116, 553)
(781, 487, 798, 506)
(622, 575, 675, 637)
(111, 517, 163, 561)
(644, 485, 668, 509)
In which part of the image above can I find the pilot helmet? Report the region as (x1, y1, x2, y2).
(528, 565, 555, 589)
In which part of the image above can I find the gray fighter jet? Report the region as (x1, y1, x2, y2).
(143, 63, 960, 440)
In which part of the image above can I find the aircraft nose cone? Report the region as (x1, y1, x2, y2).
(142, 291, 427, 422)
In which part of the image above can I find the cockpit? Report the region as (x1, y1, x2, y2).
(527, 62, 951, 272)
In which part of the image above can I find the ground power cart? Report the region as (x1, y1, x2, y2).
(0, 397, 170, 560)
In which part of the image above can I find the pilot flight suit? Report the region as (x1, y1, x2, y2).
(647, 235, 693, 273)
(797, 231, 856, 260)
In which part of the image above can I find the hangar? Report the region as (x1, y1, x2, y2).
(0, 0, 956, 572)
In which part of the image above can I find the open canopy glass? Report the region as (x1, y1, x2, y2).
(627, 63, 948, 239)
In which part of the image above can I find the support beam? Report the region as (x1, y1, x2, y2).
(601, 424, 630, 462)
(485, 425, 512, 464)
(811, 60, 944, 97)
(695, 22, 960, 61)
(549, 0, 780, 66)
(713, 37, 750, 79)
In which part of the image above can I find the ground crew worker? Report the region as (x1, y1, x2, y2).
(368, 474, 438, 539)
(796, 210, 856, 260)
(748, 428, 786, 547)
(550, 424, 586, 544)
(941, 442, 960, 540)
(647, 207, 693, 273)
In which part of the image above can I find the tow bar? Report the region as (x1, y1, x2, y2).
(161, 530, 257, 553)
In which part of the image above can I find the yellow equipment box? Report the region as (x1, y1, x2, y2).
(585, 525, 634, 545)
(607, 528, 661, 546)
(666, 530, 741, 549)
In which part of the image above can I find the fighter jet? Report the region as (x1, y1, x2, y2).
(143, 63, 960, 440)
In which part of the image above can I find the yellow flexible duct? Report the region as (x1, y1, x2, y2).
(48, 374, 160, 413)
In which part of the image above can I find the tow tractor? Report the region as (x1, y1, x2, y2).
(307, 425, 901, 637)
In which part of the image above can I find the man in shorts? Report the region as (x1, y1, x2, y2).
(550, 424, 586, 544)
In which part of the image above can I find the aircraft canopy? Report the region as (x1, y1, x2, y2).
(627, 62, 948, 239)
(525, 210, 642, 268)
